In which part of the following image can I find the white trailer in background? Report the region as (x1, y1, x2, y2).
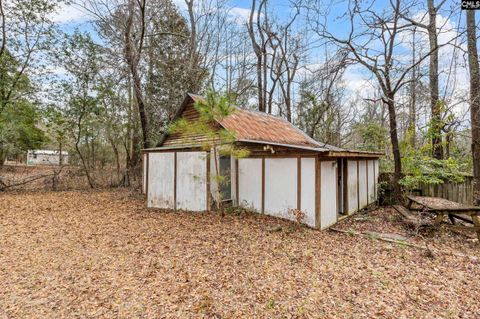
(27, 150, 69, 166)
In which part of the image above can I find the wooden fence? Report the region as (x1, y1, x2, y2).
(380, 173, 475, 205)
(414, 176, 474, 205)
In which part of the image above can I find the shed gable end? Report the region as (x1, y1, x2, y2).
(162, 101, 220, 147)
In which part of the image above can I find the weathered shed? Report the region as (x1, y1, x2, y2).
(143, 94, 381, 229)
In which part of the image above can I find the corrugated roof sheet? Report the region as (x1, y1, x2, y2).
(153, 93, 381, 155)
(185, 94, 341, 151)
(219, 108, 336, 151)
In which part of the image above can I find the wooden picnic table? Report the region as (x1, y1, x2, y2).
(406, 195, 480, 240)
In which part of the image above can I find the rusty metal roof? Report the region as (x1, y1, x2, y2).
(219, 107, 340, 151)
(152, 93, 381, 156)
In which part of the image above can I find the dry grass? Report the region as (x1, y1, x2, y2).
(1, 190, 479, 318)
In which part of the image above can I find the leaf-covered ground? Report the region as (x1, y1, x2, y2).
(1, 190, 479, 318)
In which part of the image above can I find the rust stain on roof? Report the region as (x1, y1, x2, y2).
(219, 107, 324, 148)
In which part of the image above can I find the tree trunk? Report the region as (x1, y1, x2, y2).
(409, 28, 417, 147)
(124, 0, 149, 149)
(428, 0, 443, 159)
(386, 94, 402, 196)
(466, 10, 480, 205)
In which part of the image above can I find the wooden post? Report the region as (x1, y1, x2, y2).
(297, 157, 301, 211)
(343, 159, 349, 214)
(206, 151, 211, 211)
(174, 152, 177, 211)
(261, 157, 265, 214)
(366, 159, 369, 204)
(145, 152, 149, 203)
(315, 156, 321, 229)
(235, 158, 239, 206)
(357, 160, 360, 211)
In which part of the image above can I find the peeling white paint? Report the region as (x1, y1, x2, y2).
(321, 161, 337, 229)
(142, 153, 147, 194)
(238, 158, 262, 212)
(231, 156, 237, 205)
(301, 158, 316, 227)
(347, 160, 359, 214)
(264, 158, 297, 222)
(358, 160, 368, 209)
(147, 152, 175, 209)
(176, 152, 207, 211)
(367, 160, 375, 204)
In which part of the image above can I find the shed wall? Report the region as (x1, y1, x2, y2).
(301, 158, 316, 227)
(320, 160, 337, 229)
(238, 158, 262, 212)
(347, 160, 358, 214)
(264, 158, 297, 222)
(176, 151, 207, 211)
(147, 152, 175, 209)
(358, 160, 368, 209)
(367, 160, 375, 204)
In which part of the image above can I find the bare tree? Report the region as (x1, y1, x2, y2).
(308, 0, 444, 193)
(401, 0, 450, 159)
(247, 0, 269, 112)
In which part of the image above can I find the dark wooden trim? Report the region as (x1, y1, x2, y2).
(315, 156, 321, 229)
(174, 152, 177, 211)
(245, 154, 317, 159)
(297, 157, 301, 211)
(357, 159, 360, 211)
(261, 157, 265, 214)
(235, 158, 239, 206)
(143, 147, 203, 153)
(336, 159, 339, 221)
(343, 159, 349, 214)
(373, 159, 377, 202)
(206, 151, 211, 211)
(145, 153, 149, 200)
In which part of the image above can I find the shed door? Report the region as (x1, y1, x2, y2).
(148, 152, 175, 209)
(176, 151, 207, 211)
(321, 160, 338, 229)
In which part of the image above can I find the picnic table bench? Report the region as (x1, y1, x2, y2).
(406, 195, 480, 240)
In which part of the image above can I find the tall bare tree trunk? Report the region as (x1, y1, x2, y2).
(124, 0, 149, 149)
(428, 0, 443, 159)
(386, 93, 402, 196)
(409, 28, 417, 147)
(466, 10, 480, 205)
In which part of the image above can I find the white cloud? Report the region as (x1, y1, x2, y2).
(50, 3, 89, 24)
(228, 6, 259, 24)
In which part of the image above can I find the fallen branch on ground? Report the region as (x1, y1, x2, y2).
(330, 228, 478, 261)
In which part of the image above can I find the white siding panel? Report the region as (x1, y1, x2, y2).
(301, 158, 316, 227)
(264, 158, 297, 222)
(142, 153, 147, 194)
(147, 152, 175, 209)
(238, 158, 262, 212)
(358, 160, 368, 209)
(367, 160, 375, 204)
(176, 151, 207, 211)
(347, 160, 358, 214)
(231, 157, 237, 205)
(321, 161, 337, 229)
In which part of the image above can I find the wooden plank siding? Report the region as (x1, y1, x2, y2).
(162, 102, 222, 147)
